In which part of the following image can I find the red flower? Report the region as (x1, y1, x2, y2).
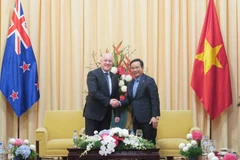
(192, 131, 202, 140)
(112, 135, 124, 141)
(124, 57, 131, 69)
(113, 41, 123, 55)
(112, 135, 124, 147)
(120, 95, 125, 100)
(223, 153, 237, 160)
(14, 138, 24, 146)
(118, 66, 126, 75)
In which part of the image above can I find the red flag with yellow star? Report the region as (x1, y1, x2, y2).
(191, 0, 232, 120)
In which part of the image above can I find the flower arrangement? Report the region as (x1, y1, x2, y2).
(8, 138, 38, 160)
(110, 41, 134, 101)
(179, 131, 203, 159)
(76, 127, 155, 157)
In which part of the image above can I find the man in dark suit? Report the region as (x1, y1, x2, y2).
(120, 58, 160, 144)
(83, 53, 120, 135)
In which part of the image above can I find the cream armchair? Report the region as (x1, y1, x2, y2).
(36, 110, 85, 158)
(156, 110, 200, 159)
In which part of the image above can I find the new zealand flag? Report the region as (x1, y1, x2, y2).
(0, 0, 40, 117)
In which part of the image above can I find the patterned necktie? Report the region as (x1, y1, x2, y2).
(132, 79, 139, 97)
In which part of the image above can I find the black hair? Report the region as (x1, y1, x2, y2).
(130, 58, 144, 67)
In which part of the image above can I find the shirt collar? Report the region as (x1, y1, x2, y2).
(134, 75, 142, 82)
(101, 69, 109, 74)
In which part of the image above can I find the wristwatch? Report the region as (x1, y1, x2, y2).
(156, 116, 160, 120)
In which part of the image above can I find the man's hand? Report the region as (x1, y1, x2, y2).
(110, 99, 120, 108)
(115, 117, 120, 123)
(149, 117, 158, 129)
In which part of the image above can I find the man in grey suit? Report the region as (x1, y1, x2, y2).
(119, 58, 160, 144)
(83, 53, 120, 135)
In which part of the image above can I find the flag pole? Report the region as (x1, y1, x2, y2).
(18, 118, 20, 138)
(209, 118, 212, 140)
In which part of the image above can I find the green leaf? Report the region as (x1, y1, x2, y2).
(179, 146, 202, 158)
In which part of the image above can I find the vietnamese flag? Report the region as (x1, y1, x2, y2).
(191, 0, 232, 120)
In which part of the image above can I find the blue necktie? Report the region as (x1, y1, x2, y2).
(105, 73, 109, 84)
(104, 72, 111, 94)
(132, 79, 139, 97)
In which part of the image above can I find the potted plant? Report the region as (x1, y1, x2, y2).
(8, 138, 38, 160)
(179, 131, 203, 160)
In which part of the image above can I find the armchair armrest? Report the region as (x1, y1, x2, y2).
(189, 127, 201, 133)
(36, 127, 48, 157)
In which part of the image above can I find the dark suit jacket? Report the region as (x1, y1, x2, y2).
(83, 67, 120, 121)
(121, 74, 160, 123)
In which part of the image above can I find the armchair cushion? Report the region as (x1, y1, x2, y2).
(36, 110, 84, 158)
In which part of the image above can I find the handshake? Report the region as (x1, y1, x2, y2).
(110, 98, 120, 108)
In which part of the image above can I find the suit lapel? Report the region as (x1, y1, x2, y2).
(129, 80, 134, 98)
(98, 68, 110, 96)
(134, 74, 146, 98)
(110, 72, 114, 93)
